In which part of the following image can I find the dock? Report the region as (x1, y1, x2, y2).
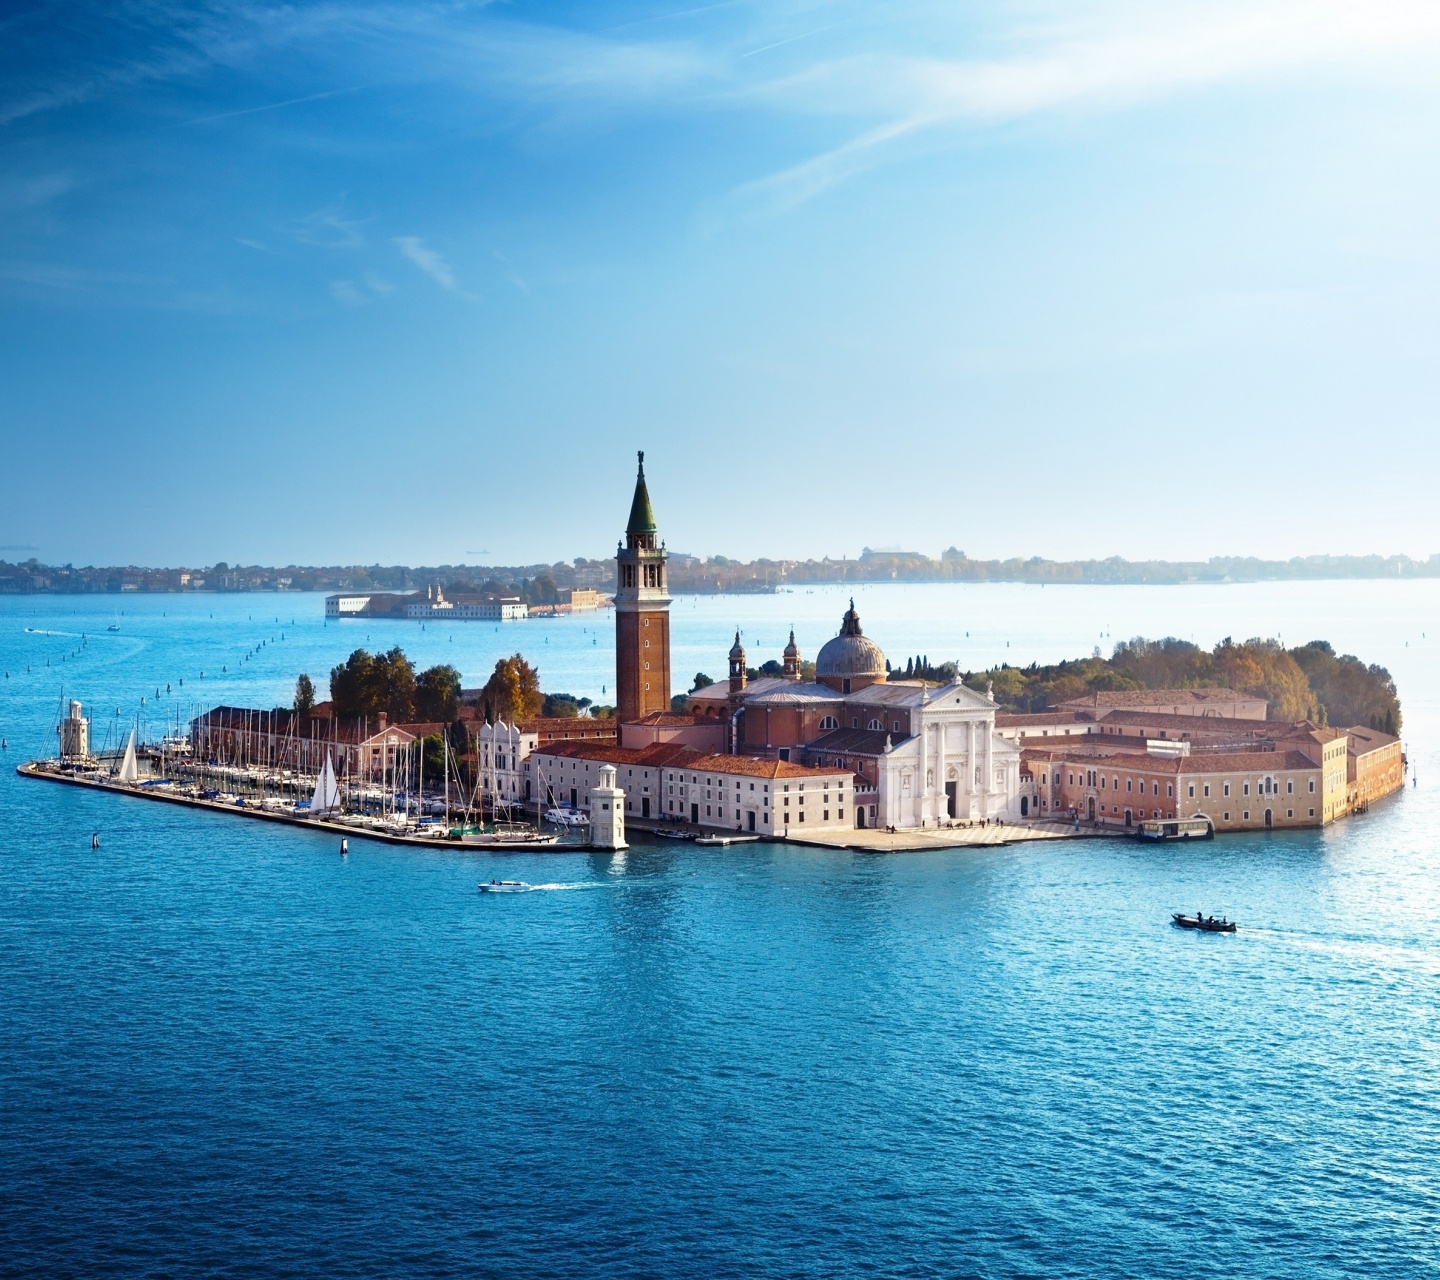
(19, 759, 1102, 853)
(781, 819, 1099, 852)
(15, 760, 582, 852)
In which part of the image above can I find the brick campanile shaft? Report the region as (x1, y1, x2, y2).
(615, 451, 671, 723)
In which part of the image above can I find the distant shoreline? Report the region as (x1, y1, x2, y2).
(3, 551, 1439, 596)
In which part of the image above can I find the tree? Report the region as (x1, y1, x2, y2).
(294, 673, 315, 716)
(415, 664, 462, 722)
(479, 654, 543, 724)
(1214, 639, 1317, 722)
(329, 647, 417, 720)
(542, 692, 582, 718)
(692, 673, 714, 691)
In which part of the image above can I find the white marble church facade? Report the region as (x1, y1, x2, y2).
(868, 682, 1024, 827)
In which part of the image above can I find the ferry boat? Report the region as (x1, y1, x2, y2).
(1137, 817, 1214, 841)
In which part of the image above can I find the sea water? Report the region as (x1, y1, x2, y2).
(2, 583, 1439, 1277)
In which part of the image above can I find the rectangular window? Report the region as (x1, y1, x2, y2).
(1309, 779, 1315, 793)
(1243, 782, 1250, 796)
(1187, 784, 1195, 799)
(1203, 784, 1210, 798)
(1309, 808, 1315, 817)
(1243, 811, 1250, 820)
(1223, 812, 1230, 821)
(798, 811, 805, 823)
(1223, 783, 1230, 797)
(1167, 784, 1173, 797)
(824, 810, 830, 821)
(1287, 780, 1294, 794)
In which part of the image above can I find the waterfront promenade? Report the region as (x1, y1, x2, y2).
(17, 758, 1088, 853)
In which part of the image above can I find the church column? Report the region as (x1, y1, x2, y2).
(935, 718, 946, 820)
(982, 715, 994, 818)
(918, 714, 928, 826)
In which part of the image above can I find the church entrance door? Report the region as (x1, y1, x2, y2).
(945, 781, 957, 818)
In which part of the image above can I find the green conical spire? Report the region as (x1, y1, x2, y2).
(627, 450, 657, 534)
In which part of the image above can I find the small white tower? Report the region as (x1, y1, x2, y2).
(58, 700, 90, 759)
(590, 764, 628, 850)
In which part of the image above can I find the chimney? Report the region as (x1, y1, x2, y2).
(379, 712, 388, 731)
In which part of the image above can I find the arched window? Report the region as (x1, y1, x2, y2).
(868, 718, 883, 730)
(819, 715, 839, 730)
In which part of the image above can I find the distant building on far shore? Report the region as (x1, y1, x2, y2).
(324, 586, 527, 621)
(1054, 688, 1269, 720)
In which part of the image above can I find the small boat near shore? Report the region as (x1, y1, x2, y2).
(695, 834, 760, 847)
(544, 806, 589, 827)
(652, 827, 696, 840)
(1172, 913, 1237, 933)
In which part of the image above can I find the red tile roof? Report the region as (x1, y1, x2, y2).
(535, 739, 848, 779)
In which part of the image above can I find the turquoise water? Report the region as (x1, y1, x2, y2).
(2, 584, 1439, 1277)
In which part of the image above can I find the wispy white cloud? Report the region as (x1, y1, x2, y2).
(738, 0, 1440, 208)
(176, 84, 371, 128)
(291, 205, 367, 250)
(394, 235, 472, 297)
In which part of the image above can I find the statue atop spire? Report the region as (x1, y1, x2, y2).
(626, 449, 657, 537)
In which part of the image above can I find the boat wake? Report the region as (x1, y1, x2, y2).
(1245, 926, 1440, 978)
(531, 881, 611, 892)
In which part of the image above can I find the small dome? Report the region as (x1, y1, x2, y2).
(815, 601, 886, 683)
(783, 629, 799, 659)
(729, 630, 745, 660)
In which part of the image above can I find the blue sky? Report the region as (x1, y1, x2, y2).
(2, 0, 1439, 567)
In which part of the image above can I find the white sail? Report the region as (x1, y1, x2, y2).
(310, 754, 339, 814)
(117, 729, 139, 782)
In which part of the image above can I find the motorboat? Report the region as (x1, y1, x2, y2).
(478, 880, 534, 893)
(544, 806, 590, 827)
(652, 827, 697, 841)
(1172, 913, 1237, 933)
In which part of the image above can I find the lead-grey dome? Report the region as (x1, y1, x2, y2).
(815, 600, 886, 681)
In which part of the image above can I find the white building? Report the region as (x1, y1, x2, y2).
(687, 602, 1026, 830)
(870, 682, 1025, 827)
(531, 740, 856, 837)
(476, 719, 539, 810)
(589, 765, 627, 849)
(325, 593, 374, 617)
(406, 584, 527, 621)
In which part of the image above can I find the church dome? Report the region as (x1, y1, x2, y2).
(815, 600, 886, 687)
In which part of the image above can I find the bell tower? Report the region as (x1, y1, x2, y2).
(615, 451, 671, 723)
